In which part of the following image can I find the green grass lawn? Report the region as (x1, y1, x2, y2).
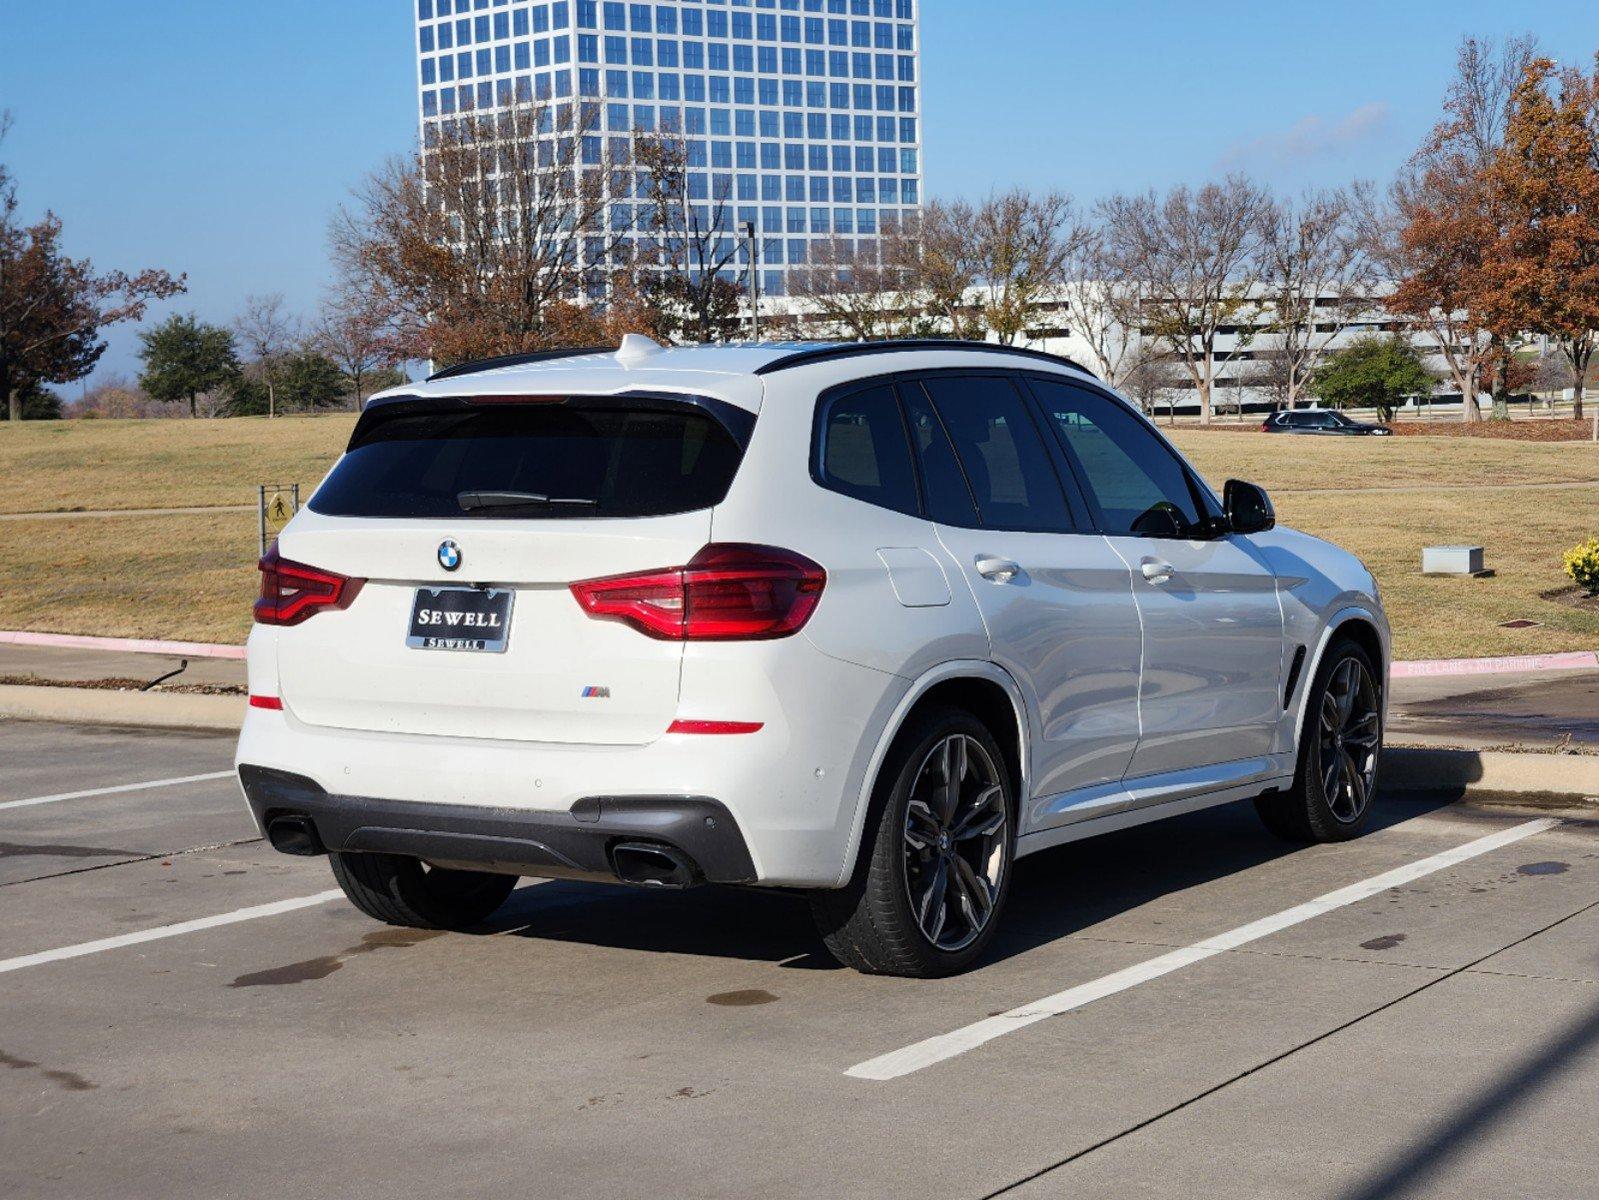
(0, 414, 356, 514)
(1, 417, 1595, 659)
(1167, 427, 1599, 493)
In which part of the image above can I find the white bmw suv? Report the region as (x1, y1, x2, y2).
(236, 338, 1389, 977)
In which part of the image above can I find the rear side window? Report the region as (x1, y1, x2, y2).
(816, 385, 920, 516)
(309, 402, 744, 519)
(918, 376, 1073, 532)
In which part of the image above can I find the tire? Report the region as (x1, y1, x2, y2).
(810, 706, 1015, 977)
(1255, 638, 1383, 843)
(328, 851, 517, 930)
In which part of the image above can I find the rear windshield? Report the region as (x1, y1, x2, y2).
(309, 403, 745, 520)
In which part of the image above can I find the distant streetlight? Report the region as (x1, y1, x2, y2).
(745, 220, 759, 342)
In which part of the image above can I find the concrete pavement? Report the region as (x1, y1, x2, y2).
(4, 718, 1599, 1199)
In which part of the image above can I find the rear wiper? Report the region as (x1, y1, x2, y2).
(457, 490, 597, 511)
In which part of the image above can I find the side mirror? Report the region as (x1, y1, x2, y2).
(1224, 479, 1275, 535)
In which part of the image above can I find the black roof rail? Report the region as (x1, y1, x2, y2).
(426, 346, 615, 382)
(751, 339, 1098, 379)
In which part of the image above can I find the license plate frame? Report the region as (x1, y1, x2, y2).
(406, 586, 514, 653)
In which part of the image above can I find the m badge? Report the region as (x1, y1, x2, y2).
(581, 686, 611, 699)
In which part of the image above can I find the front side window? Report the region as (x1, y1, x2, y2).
(816, 385, 919, 517)
(1027, 379, 1208, 538)
(917, 376, 1073, 532)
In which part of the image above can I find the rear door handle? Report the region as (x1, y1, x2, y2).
(975, 556, 1022, 583)
(1141, 558, 1176, 583)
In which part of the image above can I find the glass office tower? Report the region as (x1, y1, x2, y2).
(415, 0, 921, 297)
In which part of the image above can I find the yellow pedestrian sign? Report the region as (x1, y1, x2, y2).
(258, 483, 301, 555)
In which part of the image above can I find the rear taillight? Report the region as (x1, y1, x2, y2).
(254, 544, 365, 627)
(570, 543, 826, 641)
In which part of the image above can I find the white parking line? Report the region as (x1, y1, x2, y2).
(0, 770, 236, 812)
(0, 890, 344, 976)
(847, 817, 1560, 1081)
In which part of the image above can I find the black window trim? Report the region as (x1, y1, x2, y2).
(1015, 372, 1229, 541)
(889, 378, 982, 527)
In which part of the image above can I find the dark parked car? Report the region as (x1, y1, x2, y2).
(1261, 410, 1393, 436)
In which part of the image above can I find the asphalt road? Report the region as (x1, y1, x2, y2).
(3, 718, 1598, 1200)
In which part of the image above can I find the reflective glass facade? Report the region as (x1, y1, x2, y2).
(415, 0, 921, 296)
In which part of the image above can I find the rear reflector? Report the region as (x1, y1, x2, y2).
(666, 720, 764, 735)
(254, 544, 365, 627)
(249, 695, 284, 711)
(571, 543, 825, 641)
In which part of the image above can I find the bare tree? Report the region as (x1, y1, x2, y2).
(1253, 188, 1375, 409)
(1121, 349, 1187, 422)
(234, 293, 298, 419)
(1098, 176, 1273, 424)
(314, 294, 398, 409)
(915, 201, 985, 339)
(632, 129, 746, 343)
(1057, 227, 1144, 386)
(330, 97, 623, 367)
(969, 189, 1084, 345)
(1374, 35, 1539, 421)
(788, 233, 922, 341)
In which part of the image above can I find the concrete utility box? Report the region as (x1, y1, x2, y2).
(1423, 545, 1487, 576)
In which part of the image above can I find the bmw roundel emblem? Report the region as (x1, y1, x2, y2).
(437, 539, 462, 572)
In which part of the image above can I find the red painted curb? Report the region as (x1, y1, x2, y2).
(0, 630, 247, 661)
(1390, 651, 1599, 678)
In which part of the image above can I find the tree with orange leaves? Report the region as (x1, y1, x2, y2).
(1379, 36, 1537, 421)
(1485, 56, 1599, 421)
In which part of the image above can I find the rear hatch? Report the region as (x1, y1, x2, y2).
(271, 393, 751, 745)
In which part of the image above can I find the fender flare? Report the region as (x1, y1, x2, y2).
(832, 660, 1032, 888)
(1287, 603, 1391, 760)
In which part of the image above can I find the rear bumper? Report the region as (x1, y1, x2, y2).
(238, 764, 757, 886)
(236, 627, 912, 886)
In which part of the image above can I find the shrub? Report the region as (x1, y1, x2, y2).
(1311, 335, 1436, 422)
(1564, 537, 1599, 595)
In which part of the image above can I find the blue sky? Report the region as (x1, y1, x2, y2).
(1, 0, 1595, 390)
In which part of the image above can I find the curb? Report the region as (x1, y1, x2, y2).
(0, 630, 247, 661)
(1382, 746, 1599, 800)
(0, 684, 243, 733)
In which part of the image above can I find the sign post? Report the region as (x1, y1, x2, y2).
(258, 483, 301, 556)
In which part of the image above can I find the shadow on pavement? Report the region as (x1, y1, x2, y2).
(490, 790, 1461, 970)
(1335, 987, 1599, 1200)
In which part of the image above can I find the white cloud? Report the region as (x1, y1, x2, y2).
(1219, 102, 1390, 170)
